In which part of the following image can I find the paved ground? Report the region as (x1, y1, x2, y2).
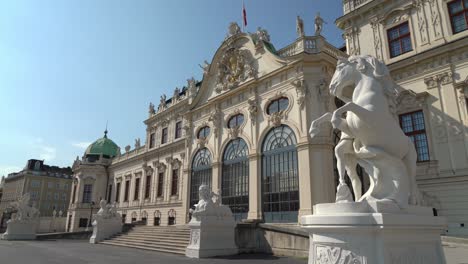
(0, 239, 467, 264)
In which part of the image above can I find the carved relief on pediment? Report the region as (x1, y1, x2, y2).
(215, 47, 257, 94)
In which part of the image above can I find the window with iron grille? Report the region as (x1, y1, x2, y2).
(448, 0, 468, 34)
(267, 97, 289, 115)
(134, 178, 140, 200)
(115, 182, 121, 202)
(190, 148, 212, 208)
(157, 172, 164, 197)
(171, 169, 179, 196)
(387, 22, 412, 58)
(175, 121, 182, 139)
(161, 127, 168, 144)
(149, 133, 155, 148)
(82, 184, 93, 203)
(124, 180, 130, 201)
(145, 175, 151, 199)
(399, 111, 430, 162)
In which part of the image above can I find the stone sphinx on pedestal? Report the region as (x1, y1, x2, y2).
(185, 185, 238, 258)
(303, 55, 447, 264)
(89, 200, 123, 244)
(1, 193, 39, 240)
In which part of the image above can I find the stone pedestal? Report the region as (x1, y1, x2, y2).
(186, 215, 238, 258)
(301, 202, 447, 264)
(1, 220, 38, 240)
(89, 217, 122, 244)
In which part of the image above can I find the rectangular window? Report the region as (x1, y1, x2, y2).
(64, 183, 69, 190)
(149, 133, 155, 148)
(62, 193, 67, 201)
(82, 184, 93, 203)
(54, 193, 59, 200)
(134, 178, 140, 200)
(145, 175, 151, 199)
(124, 180, 130, 201)
(56, 183, 60, 189)
(171, 169, 179, 196)
(71, 184, 77, 203)
(30, 180, 41, 188)
(161, 128, 168, 144)
(157, 172, 164, 197)
(48, 182, 54, 188)
(387, 22, 412, 58)
(47, 192, 52, 200)
(399, 111, 430, 162)
(175, 121, 182, 139)
(448, 0, 468, 34)
(115, 182, 121, 202)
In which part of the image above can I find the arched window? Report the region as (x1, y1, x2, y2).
(154, 210, 161, 226)
(168, 209, 176, 225)
(197, 126, 211, 139)
(267, 97, 289, 115)
(221, 138, 249, 221)
(190, 148, 212, 208)
(227, 114, 244, 128)
(261, 125, 299, 223)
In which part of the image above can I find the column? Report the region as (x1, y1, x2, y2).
(211, 162, 221, 193)
(247, 153, 262, 220)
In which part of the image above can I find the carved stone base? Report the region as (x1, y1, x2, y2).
(89, 217, 122, 244)
(301, 201, 447, 264)
(186, 216, 238, 258)
(1, 220, 37, 240)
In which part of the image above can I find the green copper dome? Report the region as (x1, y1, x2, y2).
(85, 130, 120, 158)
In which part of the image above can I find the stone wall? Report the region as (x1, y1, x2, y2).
(37, 216, 66, 233)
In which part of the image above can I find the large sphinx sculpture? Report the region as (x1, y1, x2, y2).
(1, 193, 40, 240)
(185, 185, 237, 258)
(302, 55, 446, 264)
(89, 200, 122, 244)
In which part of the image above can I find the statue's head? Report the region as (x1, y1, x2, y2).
(100, 199, 107, 209)
(198, 185, 211, 201)
(329, 55, 390, 101)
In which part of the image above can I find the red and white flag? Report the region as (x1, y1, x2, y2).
(242, 1, 247, 28)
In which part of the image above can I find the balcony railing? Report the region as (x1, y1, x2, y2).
(277, 36, 346, 59)
(112, 145, 146, 163)
(343, 0, 372, 14)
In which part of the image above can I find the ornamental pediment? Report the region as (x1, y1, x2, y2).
(215, 46, 257, 94)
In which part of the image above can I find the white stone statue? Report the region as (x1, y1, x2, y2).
(309, 55, 421, 208)
(186, 185, 237, 258)
(296, 15, 305, 37)
(1, 193, 39, 240)
(314, 12, 326, 36)
(134, 138, 141, 149)
(198, 61, 210, 75)
(173, 87, 180, 102)
(159, 94, 167, 110)
(255, 27, 270, 42)
(90, 199, 122, 244)
(226, 22, 241, 38)
(148, 102, 155, 115)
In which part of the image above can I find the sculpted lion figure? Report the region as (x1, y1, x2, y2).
(310, 55, 422, 208)
(191, 185, 232, 220)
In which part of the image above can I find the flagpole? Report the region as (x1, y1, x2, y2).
(242, 0, 245, 33)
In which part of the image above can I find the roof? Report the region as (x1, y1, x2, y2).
(85, 130, 120, 158)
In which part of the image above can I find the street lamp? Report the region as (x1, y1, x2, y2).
(85, 201, 95, 231)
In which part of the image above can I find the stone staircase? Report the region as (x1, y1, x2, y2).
(100, 225, 190, 255)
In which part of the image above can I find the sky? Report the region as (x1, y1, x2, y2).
(0, 0, 344, 176)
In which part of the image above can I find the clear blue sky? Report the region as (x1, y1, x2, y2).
(0, 0, 344, 176)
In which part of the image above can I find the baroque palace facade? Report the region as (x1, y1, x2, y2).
(338, 0, 468, 235)
(67, 22, 346, 231)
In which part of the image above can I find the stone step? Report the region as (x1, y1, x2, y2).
(120, 232, 190, 238)
(100, 241, 186, 255)
(115, 234, 190, 242)
(109, 237, 188, 248)
(128, 230, 190, 235)
(101, 239, 187, 252)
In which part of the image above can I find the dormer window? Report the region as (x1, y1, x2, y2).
(267, 97, 289, 114)
(197, 126, 210, 139)
(387, 22, 412, 58)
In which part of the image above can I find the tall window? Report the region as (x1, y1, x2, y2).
(171, 169, 179, 196)
(157, 172, 164, 197)
(82, 184, 93, 203)
(267, 97, 289, 114)
(145, 174, 151, 199)
(190, 148, 212, 207)
(399, 111, 430, 162)
(388, 22, 412, 58)
(197, 126, 210, 139)
(228, 114, 245, 128)
(161, 128, 168, 144)
(449, 0, 468, 34)
(149, 133, 155, 148)
(124, 180, 130, 201)
(175, 121, 182, 139)
(262, 125, 299, 223)
(222, 138, 249, 221)
(115, 182, 121, 202)
(134, 178, 140, 200)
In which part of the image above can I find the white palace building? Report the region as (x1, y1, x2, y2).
(67, 0, 468, 236)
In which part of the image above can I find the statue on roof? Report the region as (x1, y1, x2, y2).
(315, 12, 326, 36)
(148, 102, 155, 116)
(256, 27, 270, 43)
(159, 94, 167, 110)
(296, 16, 305, 38)
(227, 22, 241, 38)
(199, 60, 210, 75)
(134, 138, 141, 149)
(173, 87, 180, 102)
